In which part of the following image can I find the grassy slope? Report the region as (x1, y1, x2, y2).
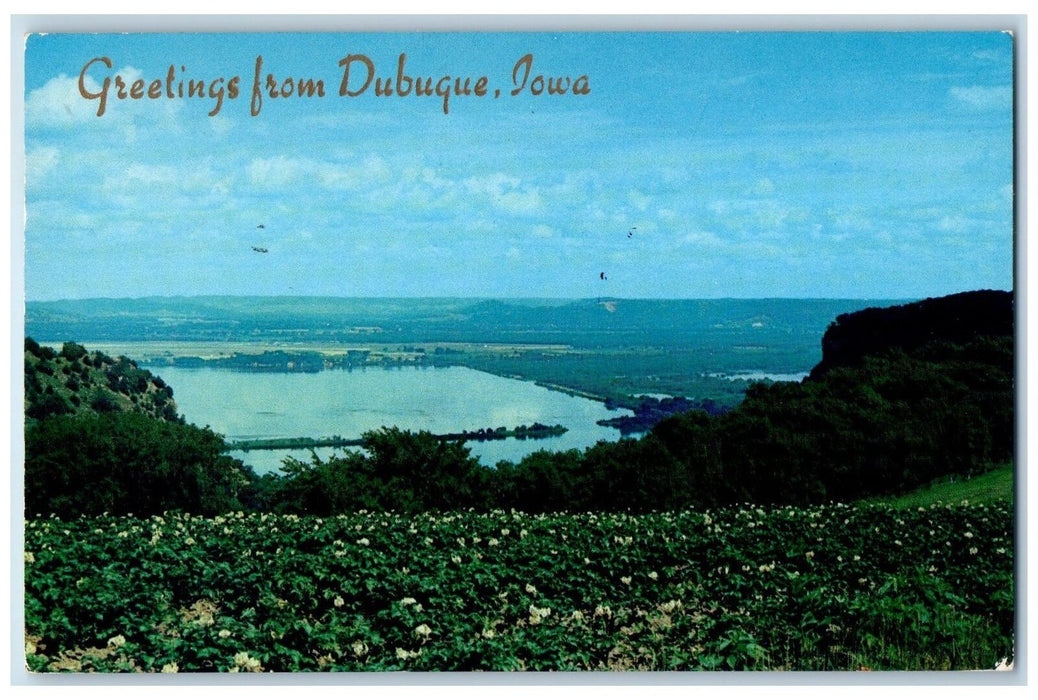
(867, 462, 1014, 509)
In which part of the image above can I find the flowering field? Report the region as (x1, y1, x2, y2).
(24, 502, 1013, 673)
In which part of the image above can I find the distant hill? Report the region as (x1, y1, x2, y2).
(24, 338, 180, 424)
(24, 295, 900, 349)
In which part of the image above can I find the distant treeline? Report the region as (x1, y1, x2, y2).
(25, 296, 888, 349)
(228, 423, 567, 451)
(23, 290, 1014, 518)
(599, 395, 729, 434)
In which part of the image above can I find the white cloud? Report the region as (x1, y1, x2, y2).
(26, 65, 186, 131)
(627, 188, 650, 211)
(247, 156, 305, 188)
(463, 173, 543, 215)
(949, 85, 1012, 111)
(828, 207, 873, 232)
(683, 230, 724, 248)
(209, 115, 235, 136)
(937, 215, 969, 233)
(26, 74, 104, 128)
(26, 146, 60, 181)
(750, 178, 775, 196)
(972, 49, 1009, 63)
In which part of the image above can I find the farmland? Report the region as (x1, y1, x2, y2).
(26, 296, 895, 408)
(24, 500, 1013, 673)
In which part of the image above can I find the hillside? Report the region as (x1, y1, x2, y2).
(810, 289, 1013, 379)
(24, 338, 180, 425)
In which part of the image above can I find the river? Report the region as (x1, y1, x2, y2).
(145, 365, 632, 474)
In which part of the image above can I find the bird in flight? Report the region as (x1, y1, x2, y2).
(627, 227, 636, 238)
(600, 272, 607, 280)
(252, 246, 269, 253)
(257, 224, 265, 229)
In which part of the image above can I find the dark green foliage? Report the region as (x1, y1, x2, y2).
(25, 336, 55, 360)
(24, 337, 183, 427)
(256, 428, 491, 515)
(811, 290, 1013, 379)
(24, 412, 253, 518)
(60, 341, 89, 362)
(89, 392, 121, 413)
(23, 503, 1014, 672)
(26, 392, 72, 421)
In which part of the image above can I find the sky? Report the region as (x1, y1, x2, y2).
(21, 30, 1015, 300)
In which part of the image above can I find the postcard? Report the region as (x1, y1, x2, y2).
(17, 22, 1018, 679)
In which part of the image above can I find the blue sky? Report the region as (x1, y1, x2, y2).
(22, 31, 1014, 300)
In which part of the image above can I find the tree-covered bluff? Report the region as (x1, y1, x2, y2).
(24, 338, 180, 425)
(23, 290, 1014, 518)
(24, 339, 256, 517)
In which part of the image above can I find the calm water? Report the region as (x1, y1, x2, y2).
(146, 365, 631, 474)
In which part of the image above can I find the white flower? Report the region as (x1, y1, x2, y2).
(233, 651, 263, 672)
(528, 605, 551, 624)
(161, 662, 179, 673)
(24, 551, 34, 564)
(648, 571, 658, 580)
(621, 576, 632, 585)
(525, 583, 538, 595)
(218, 629, 231, 639)
(414, 624, 432, 638)
(400, 597, 418, 606)
(107, 634, 126, 648)
(351, 641, 369, 657)
(659, 600, 682, 614)
(357, 538, 370, 546)
(334, 596, 345, 608)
